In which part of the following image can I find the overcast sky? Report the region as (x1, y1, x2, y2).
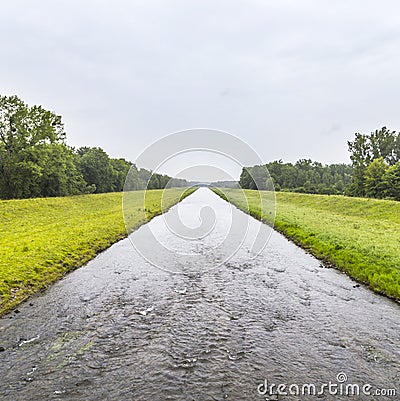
(1, 0, 400, 178)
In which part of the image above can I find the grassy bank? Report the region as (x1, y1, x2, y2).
(0, 188, 195, 315)
(213, 188, 400, 300)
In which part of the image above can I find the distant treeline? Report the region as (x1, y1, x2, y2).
(240, 127, 400, 200)
(0, 95, 187, 200)
(2, 95, 400, 201)
(210, 180, 240, 188)
(240, 161, 353, 195)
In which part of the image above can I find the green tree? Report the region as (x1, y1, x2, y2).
(76, 147, 115, 193)
(347, 133, 372, 197)
(138, 168, 152, 189)
(365, 157, 388, 199)
(124, 164, 140, 191)
(383, 162, 400, 200)
(33, 143, 90, 197)
(0, 95, 86, 199)
(369, 127, 399, 165)
(239, 167, 255, 189)
(110, 158, 132, 192)
(347, 128, 400, 198)
(147, 174, 160, 189)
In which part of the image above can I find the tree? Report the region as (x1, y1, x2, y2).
(76, 147, 115, 193)
(38, 144, 90, 197)
(348, 128, 400, 198)
(239, 167, 255, 189)
(383, 162, 400, 200)
(369, 127, 399, 165)
(147, 174, 160, 189)
(250, 165, 270, 190)
(124, 164, 140, 191)
(110, 158, 132, 192)
(138, 168, 151, 189)
(0, 95, 85, 199)
(365, 158, 388, 199)
(347, 133, 371, 197)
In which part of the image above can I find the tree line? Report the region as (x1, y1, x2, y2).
(240, 160, 353, 195)
(240, 127, 400, 200)
(2, 95, 399, 201)
(0, 95, 187, 200)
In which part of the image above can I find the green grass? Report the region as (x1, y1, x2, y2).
(213, 188, 400, 301)
(0, 188, 195, 315)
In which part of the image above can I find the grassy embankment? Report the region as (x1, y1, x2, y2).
(0, 188, 195, 315)
(213, 188, 400, 301)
